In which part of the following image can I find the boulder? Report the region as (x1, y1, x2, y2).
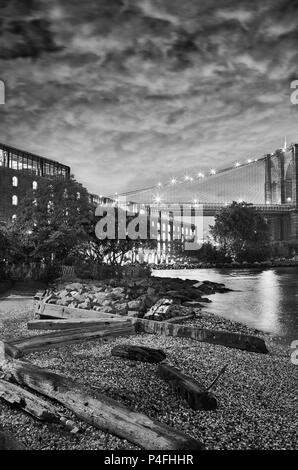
(128, 300, 142, 311)
(182, 301, 203, 308)
(127, 311, 140, 318)
(65, 282, 84, 292)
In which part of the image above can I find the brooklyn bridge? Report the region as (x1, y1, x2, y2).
(112, 142, 298, 252)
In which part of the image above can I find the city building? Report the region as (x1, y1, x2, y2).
(0, 143, 70, 222)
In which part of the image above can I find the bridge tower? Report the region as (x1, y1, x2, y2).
(265, 143, 298, 249)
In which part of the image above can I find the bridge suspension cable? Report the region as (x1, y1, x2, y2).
(112, 155, 267, 206)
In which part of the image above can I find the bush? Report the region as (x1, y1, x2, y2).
(196, 242, 230, 263)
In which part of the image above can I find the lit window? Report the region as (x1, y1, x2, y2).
(32, 181, 38, 190)
(12, 176, 18, 187)
(12, 214, 17, 222)
(12, 195, 18, 206)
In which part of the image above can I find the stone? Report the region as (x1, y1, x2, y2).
(127, 300, 142, 310)
(65, 282, 84, 292)
(78, 300, 91, 309)
(182, 301, 203, 308)
(127, 311, 140, 318)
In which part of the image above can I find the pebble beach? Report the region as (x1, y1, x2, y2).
(0, 289, 297, 450)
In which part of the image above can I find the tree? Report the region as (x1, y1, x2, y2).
(210, 201, 270, 261)
(10, 175, 94, 264)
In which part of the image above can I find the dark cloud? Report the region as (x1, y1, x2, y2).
(1, 0, 298, 196)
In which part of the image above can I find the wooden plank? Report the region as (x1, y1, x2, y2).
(0, 379, 79, 433)
(28, 318, 130, 331)
(111, 345, 166, 363)
(4, 342, 23, 359)
(0, 343, 202, 450)
(158, 363, 217, 410)
(35, 301, 268, 353)
(131, 318, 268, 354)
(9, 323, 134, 354)
(39, 303, 124, 320)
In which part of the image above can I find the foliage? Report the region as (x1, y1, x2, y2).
(210, 201, 270, 261)
(195, 242, 230, 263)
(9, 175, 94, 264)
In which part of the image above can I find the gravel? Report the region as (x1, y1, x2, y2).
(0, 302, 297, 450)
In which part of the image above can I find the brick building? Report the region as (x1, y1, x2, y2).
(0, 143, 70, 222)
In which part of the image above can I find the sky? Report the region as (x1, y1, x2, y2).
(1, 0, 298, 197)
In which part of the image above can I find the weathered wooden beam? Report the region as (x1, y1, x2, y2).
(131, 318, 268, 354)
(0, 379, 79, 433)
(0, 343, 202, 450)
(28, 318, 130, 331)
(9, 323, 134, 355)
(158, 363, 217, 410)
(4, 342, 23, 359)
(111, 344, 166, 363)
(38, 303, 124, 320)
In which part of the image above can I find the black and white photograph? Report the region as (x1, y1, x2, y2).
(0, 0, 297, 459)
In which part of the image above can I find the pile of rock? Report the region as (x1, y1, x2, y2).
(43, 277, 231, 321)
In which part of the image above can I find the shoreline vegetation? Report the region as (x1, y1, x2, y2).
(0, 274, 297, 450)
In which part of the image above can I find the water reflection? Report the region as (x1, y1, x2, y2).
(153, 267, 298, 340)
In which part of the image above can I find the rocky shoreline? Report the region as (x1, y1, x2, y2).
(42, 276, 232, 323)
(0, 278, 297, 450)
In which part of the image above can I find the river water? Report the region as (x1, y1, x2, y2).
(153, 267, 298, 342)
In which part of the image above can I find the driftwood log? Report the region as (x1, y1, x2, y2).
(0, 379, 79, 433)
(28, 318, 130, 331)
(111, 344, 166, 363)
(0, 425, 25, 450)
(158, 363, 217, 410)
(131, 318, 268, 354)
(0, 342, 202, 450)
(9, 323, 134, 355)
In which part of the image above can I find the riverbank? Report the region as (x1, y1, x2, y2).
(0, 281, 297, 450)
(152, 259, 298, 270)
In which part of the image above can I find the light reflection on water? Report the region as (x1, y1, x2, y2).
(153, 267, 298, 341)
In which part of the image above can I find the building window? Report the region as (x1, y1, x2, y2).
(32, 181, 38, 190)
(12, 195, 18, 206)
(12, 176, 18, 187)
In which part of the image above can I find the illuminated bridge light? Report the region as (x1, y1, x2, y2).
(171, 178, 177, 185)
(157, 182, 162, 187)
(193, 199, 198, 204)
(189, 176, 194, 182)
(210, 168, 216, 175)
(154, 195, 161, 203)
(184, 175, 190, 181)
(197, 172, 205, 178)
(247, 159, 252, 163)
(234, 162, 240, 167)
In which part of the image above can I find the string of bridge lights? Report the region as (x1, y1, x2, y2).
(118, 155, 267, 204)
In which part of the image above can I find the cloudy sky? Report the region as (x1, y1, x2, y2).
(1, 0, 298, 197)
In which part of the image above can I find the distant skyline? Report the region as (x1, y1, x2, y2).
(1, 0, 298, 196)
